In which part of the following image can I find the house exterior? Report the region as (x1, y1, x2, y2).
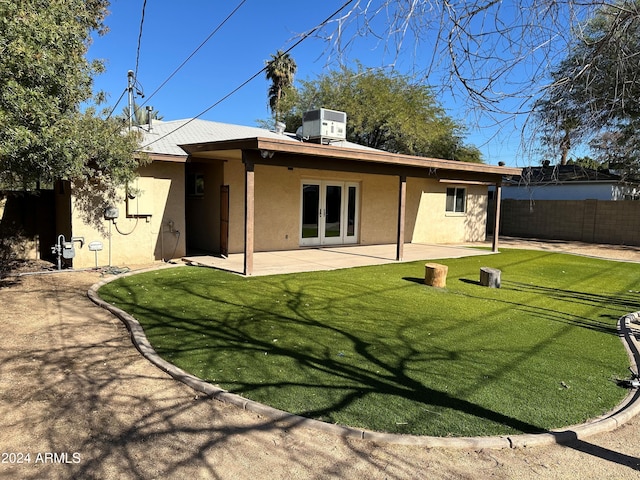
(501, 164, 640, 201)
(45, 118, 520, 273)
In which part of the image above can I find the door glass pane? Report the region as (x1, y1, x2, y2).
(301, 184, 319, 238)
(325, 185, 342, 238)
(347, 186, 356, 237)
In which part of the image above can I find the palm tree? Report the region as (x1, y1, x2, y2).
(120, 101, 163, 126)
(265, 50, 297, 124)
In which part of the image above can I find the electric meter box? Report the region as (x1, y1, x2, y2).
(104, 206, 119, 220)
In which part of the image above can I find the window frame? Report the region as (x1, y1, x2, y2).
(187, 173, 205, 197)
(445, 187, 467, 214)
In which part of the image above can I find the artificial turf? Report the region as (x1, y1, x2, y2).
(98, 249, 635, 436)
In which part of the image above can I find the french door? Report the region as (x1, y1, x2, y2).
(300, 181, 359, 246)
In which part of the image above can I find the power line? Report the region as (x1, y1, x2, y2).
(106, 0, 146, 126)
(103, 0, 242, 129)
(134, 0, 148, 84)
(141, 0, 356, 150)
(105, 87, 128, 119)
(139, 0, 247, 109)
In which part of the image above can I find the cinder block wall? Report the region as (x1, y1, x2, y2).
(499, 199, 640, 245)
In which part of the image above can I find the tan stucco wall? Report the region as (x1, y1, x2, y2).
(70, 161, 186, 269)
(407, 178, 488, 243)
(226, 162, 309, 253)
(359, 174, 398, 245)
(254, 164, 300, 251)
(225, 161, 400, 253)
(222, 160, 489, 254)
(253, 167, 399, 251)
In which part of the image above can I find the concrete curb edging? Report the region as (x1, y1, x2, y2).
(87, 265, 640, 449)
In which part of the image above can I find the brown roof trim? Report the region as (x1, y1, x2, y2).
(438, 179, 495, 186)
(180, 137, 521, 176)
(145, 153, 189, 163)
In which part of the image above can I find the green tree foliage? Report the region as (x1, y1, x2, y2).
(534, 1, 640, 175)
(566, 155, 601, 171)
(281, 67, 482, 162)
(265, 51, 297, 125)
(0, 0, 142, 191)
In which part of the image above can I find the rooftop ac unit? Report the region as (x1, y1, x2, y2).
(302, 108, 347, 143)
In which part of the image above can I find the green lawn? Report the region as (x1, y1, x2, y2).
(98, 249, 636, 437)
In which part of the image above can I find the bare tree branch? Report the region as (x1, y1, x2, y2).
(304, 1, 608, 118)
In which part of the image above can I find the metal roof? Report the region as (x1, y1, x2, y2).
(135, 118, 520, 180)
(135, 118, 377, 157)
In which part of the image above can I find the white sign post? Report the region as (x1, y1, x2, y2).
(88, 241, 104, 268)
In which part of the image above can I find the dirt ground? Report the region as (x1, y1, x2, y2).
(1, 239, 639, 479)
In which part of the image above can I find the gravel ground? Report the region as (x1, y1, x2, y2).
(495, 237, 640, 263)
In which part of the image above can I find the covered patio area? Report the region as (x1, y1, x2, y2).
(182, 242, 495, 276)
(181, 136, 520, 275)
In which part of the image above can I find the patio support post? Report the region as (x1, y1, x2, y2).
(492, 183, 502, 253)
(396, 175, 407, 261)
(243, 155, 255, 275)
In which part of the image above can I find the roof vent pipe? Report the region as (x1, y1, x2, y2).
(274, 121, 285, 135)
(146, 106, 153, 132)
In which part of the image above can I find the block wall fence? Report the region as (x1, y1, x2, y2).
(489, 199, 640, 246)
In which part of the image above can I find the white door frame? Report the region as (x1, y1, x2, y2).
(300, 180, 359, 246)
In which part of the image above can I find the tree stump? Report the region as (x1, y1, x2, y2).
(425, 263, 448, 288)
(480, 267, 501, 288)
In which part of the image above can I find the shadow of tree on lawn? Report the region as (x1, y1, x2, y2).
(101, 267, 627, 438)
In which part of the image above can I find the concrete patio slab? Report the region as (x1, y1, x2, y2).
(183, 243, 495, 276)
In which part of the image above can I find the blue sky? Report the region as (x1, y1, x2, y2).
(89, 0, 533, 166)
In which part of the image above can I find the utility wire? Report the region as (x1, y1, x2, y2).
(118, 0, 245, 125)
(141, 0, 356, 150)
(134, 0, 148, 84)
(107, 0, 147, 124)
(105, 87, 128, 120)
(139, 0, 247, 109)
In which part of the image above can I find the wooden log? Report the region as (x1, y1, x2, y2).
(425, 263, 448, 288)
(480, 267, 501, 288)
